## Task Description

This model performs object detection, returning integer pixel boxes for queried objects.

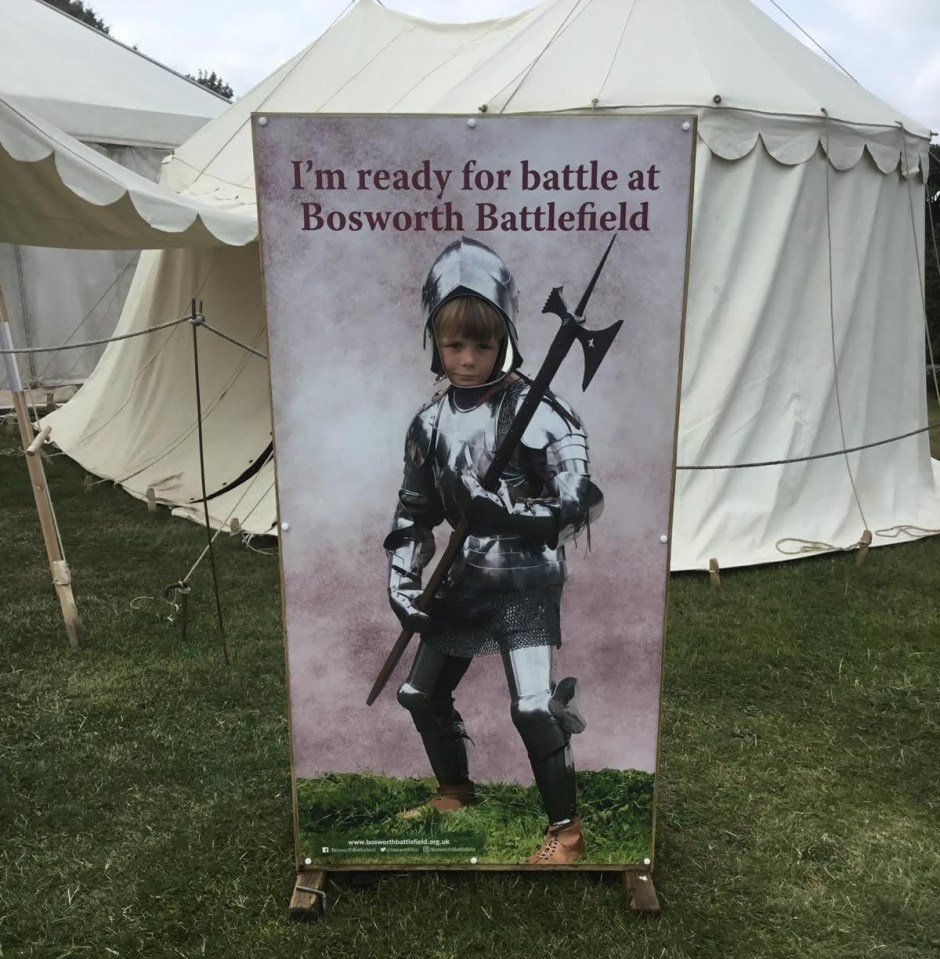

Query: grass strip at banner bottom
[296,769,654,865]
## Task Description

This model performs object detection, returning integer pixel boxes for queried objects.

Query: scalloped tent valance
[696,111,928,176]
[0,98,257,249]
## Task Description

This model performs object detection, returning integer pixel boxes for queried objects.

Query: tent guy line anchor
[775,532,874,557]
[163,581,191,637]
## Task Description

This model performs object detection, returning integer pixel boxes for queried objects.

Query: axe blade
[573,319,623,391]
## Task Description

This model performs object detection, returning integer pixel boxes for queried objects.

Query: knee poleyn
[510,692,556,732]
[397,681,432,715]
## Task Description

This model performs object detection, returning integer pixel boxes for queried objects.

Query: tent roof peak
[161,0,929,205]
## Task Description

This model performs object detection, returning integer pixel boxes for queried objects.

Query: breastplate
[429,389,566,591]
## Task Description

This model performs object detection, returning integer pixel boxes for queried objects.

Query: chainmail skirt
[423,584,563,658]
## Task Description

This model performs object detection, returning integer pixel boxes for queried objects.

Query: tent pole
[189,300,230,667]
[11,246,38,385]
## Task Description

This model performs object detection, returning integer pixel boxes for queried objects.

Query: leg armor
[398,641,472,786]
[503,645,578,826]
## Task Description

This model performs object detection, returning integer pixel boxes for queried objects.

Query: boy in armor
[384,237,604,864]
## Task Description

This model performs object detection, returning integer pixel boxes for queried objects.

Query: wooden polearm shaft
[366,515,471,706]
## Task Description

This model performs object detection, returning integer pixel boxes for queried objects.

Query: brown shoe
[400,783,477,819]
[527,816,586,864]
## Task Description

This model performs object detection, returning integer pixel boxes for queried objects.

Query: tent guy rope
[498,0,587,114]
[674,421,940,470]
[182,466,275,584]
[765,0,858,82]
[200,321,267,359]
[0,314,191,354]
[36,253,141,384]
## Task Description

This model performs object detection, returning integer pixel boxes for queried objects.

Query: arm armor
[384,512,436,593]
[518,396,605,548]
[383,405,444,592]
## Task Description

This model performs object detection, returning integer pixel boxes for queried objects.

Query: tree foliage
[187,70,235,102]
[46,0,109,33]
[46,0,236,104]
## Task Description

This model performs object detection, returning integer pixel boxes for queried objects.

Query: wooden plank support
[289,870,328,922]
[623,869,661,915]
[1,293,83,651]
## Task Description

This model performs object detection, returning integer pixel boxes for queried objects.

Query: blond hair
[433,295,505,343]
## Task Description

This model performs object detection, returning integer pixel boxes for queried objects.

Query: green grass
[296,769,654,866]
[1,426,939,958]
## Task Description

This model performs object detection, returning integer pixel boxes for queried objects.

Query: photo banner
[253,114,694,868]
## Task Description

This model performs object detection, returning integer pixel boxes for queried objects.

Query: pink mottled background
[254,115,693,783]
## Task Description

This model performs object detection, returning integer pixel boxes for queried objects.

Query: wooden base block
[623,870,661,915]
[288,867,660,920]
[289,870,328,922]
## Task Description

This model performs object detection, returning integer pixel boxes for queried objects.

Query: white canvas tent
[43,0,940,570]
[0,0,229,385]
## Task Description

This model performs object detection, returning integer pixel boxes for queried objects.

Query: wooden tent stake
[856,528,873,565]
[0,292,83,651]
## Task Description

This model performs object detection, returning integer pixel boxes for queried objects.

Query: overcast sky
[95,0,940,136]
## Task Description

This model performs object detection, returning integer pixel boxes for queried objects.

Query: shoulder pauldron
[404,395,444,468]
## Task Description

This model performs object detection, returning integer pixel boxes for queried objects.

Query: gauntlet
[460,471,559,547]
[384,522,435,633]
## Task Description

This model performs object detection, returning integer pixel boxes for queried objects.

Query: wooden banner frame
[252,113,696,917]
